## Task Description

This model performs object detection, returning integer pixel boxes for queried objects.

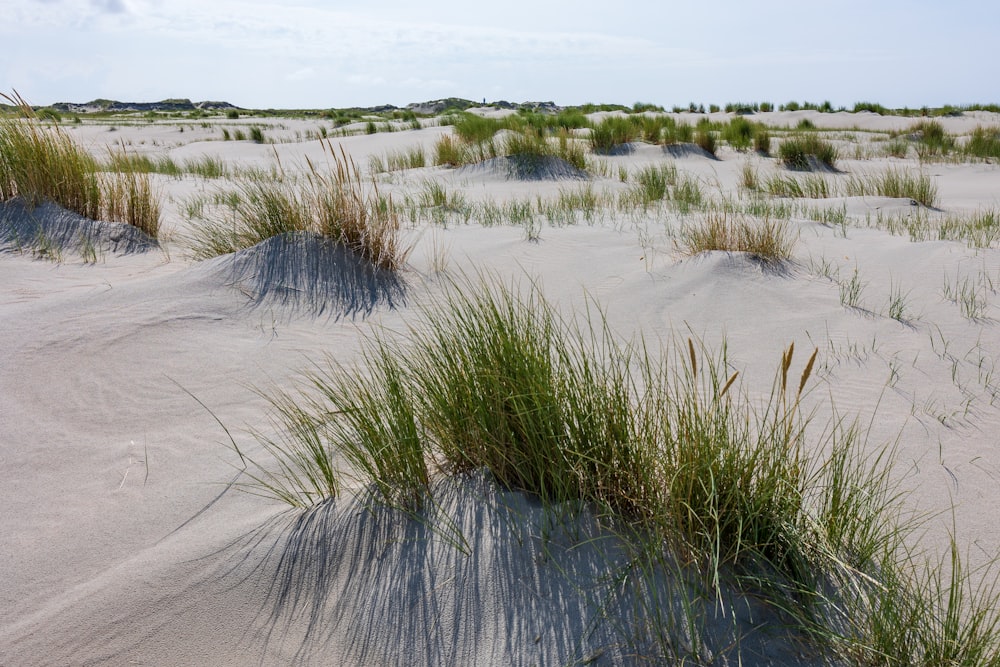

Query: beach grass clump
[370,145,426,174]
[0,91,160,237]
[629,162,678,205]
[679,210,795,262]
[754,125,771,154]
[502,126,587,171]
[589,116,640,153]
[451,112,504,144]
[845,168,938,208]
[765,172,834,199]
[433,134,468,166]
[693,120,717,156]
[964,126,1000,160]
[189,140,407,270]
[909,120,954,159]
[432,115,586,172]
[778,134,838,170]
[105,152,182,178]
[238,273,1000,662]
[721,116,755,151]
[188,169,309,258]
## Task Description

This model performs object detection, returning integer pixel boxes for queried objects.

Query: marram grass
[0,91,160,238]
[233,276,1000,663]
[187,139,409,270]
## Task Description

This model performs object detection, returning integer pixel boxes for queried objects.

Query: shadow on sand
[0,197,159,255]
[206,472,817,666]
[204,232,407,319]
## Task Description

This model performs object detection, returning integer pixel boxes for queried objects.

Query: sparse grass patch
[839,266,867,309]
[765,173,834,199]
[887,279,912,322]
[672,174,704,213]
[845,168,938,208]
[739,162,759,191]
[370,144,426,174]
[679,210,794,262]
[943,271,990,319]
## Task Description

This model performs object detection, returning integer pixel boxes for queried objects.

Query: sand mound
[456,155,588,181]
[0,197,159,255]
[662,143,718,160]
[200,231,407,318]
[227,472,819,666]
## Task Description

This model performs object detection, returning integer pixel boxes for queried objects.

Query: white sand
[2,109,1000,665]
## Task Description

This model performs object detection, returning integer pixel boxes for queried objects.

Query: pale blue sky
[5,0,998,109]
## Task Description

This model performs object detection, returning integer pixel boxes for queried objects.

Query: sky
[4,0,998,110]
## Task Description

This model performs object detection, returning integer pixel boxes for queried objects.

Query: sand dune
[2,108,1000,665]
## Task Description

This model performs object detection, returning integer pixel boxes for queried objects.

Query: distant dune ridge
[2,101,1000,665]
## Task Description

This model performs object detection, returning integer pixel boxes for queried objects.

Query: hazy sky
[5,0,998,109]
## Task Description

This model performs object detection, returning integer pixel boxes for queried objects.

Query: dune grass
[188,140,408,269]
[679,210,795,262]
[433,120,587,172]
[0,91,160,238]
[589,115,640,153]
[234,275,1000,662]
[765,172,834,199]
[909,120,955,159]
[964,126,1000,160]
[778,133,838,171]
[845,167,939,208]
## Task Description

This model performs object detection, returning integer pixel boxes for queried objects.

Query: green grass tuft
[845,168,938,208]
[778,134,837,170]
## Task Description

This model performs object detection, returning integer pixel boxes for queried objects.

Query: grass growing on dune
[432,121,587,172]
[188,139,408,270]
[964,126,1000,160]
[845,167,939,208]
[0,91,160,237]
[778,133,838,171]
[240,276,1000,663]
[679,210,796,262]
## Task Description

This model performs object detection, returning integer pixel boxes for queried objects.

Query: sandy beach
[2,106,1000,665]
